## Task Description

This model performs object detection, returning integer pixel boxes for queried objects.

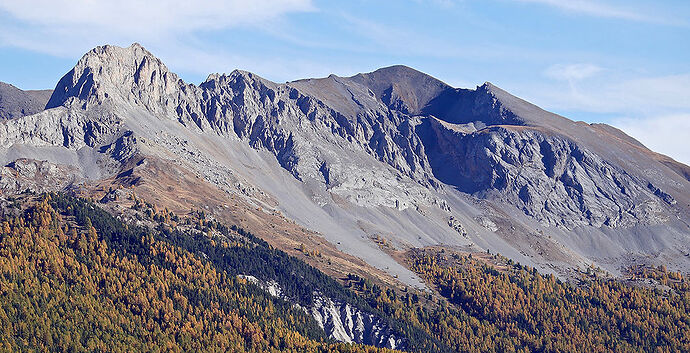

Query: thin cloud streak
[0,0,319,82]
[544,63,603,81]
[335,12,589,64]
[0,0,315,38]
[530,71,690,116]
[0,0,315,57]
[511,0,686,26]
[612,114,690,165]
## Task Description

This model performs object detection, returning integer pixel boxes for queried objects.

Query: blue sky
[1,0,688,164]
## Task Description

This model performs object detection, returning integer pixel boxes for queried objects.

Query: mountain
[1,42,689,288]
[0,81,52,120]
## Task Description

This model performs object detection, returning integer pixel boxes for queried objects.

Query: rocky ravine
[1,43,689,286]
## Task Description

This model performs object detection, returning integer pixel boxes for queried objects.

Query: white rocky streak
[309,295,404,349]
[238,275,404,349]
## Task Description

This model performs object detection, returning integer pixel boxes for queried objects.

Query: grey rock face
[0,82,52,120]
[0,158,81,193]
[0,106,121,150]
[419,121,671,228]
[46,43,185,113]
[238,275,405,349]
[310,295,404,350]
[648,182,676,205]
[1,43,689,282]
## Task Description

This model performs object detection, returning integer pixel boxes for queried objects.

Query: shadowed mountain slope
[0,82,52,120]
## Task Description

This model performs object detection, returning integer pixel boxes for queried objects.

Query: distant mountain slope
[0,82,52,120]
[0,43,688,287]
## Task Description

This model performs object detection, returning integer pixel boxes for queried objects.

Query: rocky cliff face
[1,43,689,283]
[239,274,405,349]
[46,44,185,113]
[310,295,404,349]
[418,121,672,229]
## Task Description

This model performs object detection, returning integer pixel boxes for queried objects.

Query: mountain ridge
[1,43,689,287]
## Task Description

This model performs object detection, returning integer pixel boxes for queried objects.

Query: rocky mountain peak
[201,69,276,91]
[349,65,451,115]
[46,43,182,111]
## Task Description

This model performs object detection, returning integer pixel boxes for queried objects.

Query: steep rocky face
[1,43,689,283]
[46,44,186,114]
[0,82,52,120]
[310,295,404,349]
[418,120,672,228]
[420,84,525,126]
[41,46,429,190]
[238,274,405,349]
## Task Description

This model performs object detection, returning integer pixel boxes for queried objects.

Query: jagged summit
[201,69,279,93]
[45,43,534,129]
[46,43,181,110]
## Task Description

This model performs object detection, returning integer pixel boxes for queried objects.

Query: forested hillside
[406,248,690,352]
[1,193,688,352]
[0,194,397,352]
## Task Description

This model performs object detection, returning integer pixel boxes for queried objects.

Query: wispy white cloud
[335,12,574,64]
[0,0,317,81]
[414,0,457,8]
[0,0,315,61]
[511,0,685,25]
[544,63,603,81]
[536,72,690,115]
[611,114,690,165]
[0,0,314,39]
